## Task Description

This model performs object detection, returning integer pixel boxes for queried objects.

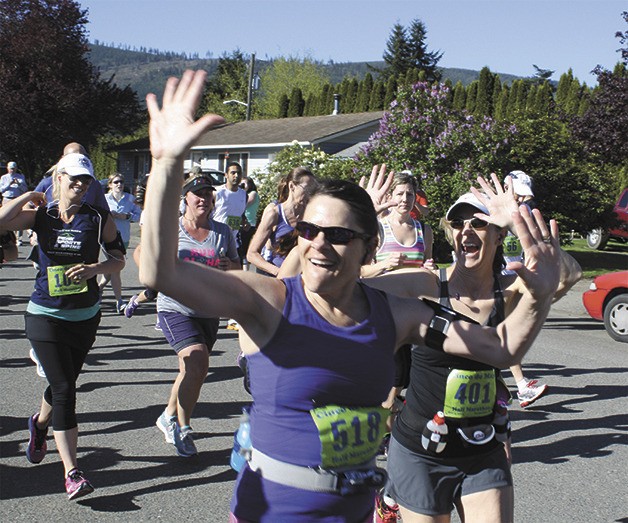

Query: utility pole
[246,53,256,121]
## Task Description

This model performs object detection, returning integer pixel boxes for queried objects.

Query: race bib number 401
[444,369,496,419]
[47,265,88,297]
[310,405,388,469]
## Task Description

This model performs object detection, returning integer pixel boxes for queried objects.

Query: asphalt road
[1,235,626,522]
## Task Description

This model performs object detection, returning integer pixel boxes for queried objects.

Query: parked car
[586,187,628,250]
[582,270,628,343]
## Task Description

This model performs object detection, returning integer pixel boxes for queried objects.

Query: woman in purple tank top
[246,167,317,276]
[140,71,563,522]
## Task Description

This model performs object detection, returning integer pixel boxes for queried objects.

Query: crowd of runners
[0,70,581,522]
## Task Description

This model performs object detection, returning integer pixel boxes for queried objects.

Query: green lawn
[563,238,628,279]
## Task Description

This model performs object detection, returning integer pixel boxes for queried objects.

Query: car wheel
[603,294,628,343]
[586,228,609,250]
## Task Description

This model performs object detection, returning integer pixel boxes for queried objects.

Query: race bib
[226,215,242,230]
[310,405,388,469]
[47,265,88,297]
[444,369,496,419]
[503,236,523,257]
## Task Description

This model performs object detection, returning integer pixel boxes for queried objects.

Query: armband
[421,299,478,351]
[104,231,126,255]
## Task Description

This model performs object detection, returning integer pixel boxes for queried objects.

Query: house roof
[113,111,384,152]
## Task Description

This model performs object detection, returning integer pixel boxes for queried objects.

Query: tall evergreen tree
[491,76,503,115]
[452,81,466,111]
[287,87,305,117]
[555,68,574,108]
[407,19,443,82]
[465,81,478,113]
[494,87,509,120]
[355,73,373,112]
[204,49,249,121]
[383,76,398,107]
[368,80,386,110]
[564,78,582,115]
[381,23,411,79]
[475,67,494,116]
[278,93,289,118]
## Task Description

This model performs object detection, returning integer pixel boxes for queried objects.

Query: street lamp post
[222,53,260,121]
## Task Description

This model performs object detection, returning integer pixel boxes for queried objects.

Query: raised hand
[146,70,225,161]
[507,206,560,301]
[471,174,519,231]
[359,164,397,215]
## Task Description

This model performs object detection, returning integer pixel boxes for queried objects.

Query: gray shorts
[386,435,512,516]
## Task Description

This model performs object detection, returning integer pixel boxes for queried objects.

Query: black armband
[104,231,126,255]
[422,299,478,351]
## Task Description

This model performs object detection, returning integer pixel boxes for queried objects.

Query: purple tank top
[231,275,396,521]
[267,203,293,267]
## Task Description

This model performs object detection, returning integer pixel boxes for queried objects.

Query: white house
[112,111,384,186]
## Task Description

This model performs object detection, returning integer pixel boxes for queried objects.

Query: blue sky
[79,0,625,83]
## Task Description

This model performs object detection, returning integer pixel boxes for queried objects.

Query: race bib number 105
[310,404,388,469]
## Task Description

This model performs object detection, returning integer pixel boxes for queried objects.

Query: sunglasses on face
[112,180,124,185]
[448,217,489,230]
[68,175,93,185]
[295,221,371,245]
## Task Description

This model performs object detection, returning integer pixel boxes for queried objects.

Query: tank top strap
[487,275,505,326]
[438,268,453,308]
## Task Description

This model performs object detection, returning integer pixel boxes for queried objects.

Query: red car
[586,187,628,250]
[582,271,628,342]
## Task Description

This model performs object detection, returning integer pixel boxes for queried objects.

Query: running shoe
[154,318,162,331]
[173,424,198,457]
[517,379,549,408]
[116,299,127,314]
[227,319,240,331]
[125,294,140,318]
[374,489,400,522]
[26,413,48,464]
[65,469,94,500]
[29,348,46,378]
[156,411,176,444]
[377,433,391,457]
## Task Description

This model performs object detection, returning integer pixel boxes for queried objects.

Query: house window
[219,153,249,174]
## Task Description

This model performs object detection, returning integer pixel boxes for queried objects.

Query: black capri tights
[25,311,100,431]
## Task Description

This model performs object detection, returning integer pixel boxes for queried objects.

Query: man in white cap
[502,170,549,408]
[0,161,29,244]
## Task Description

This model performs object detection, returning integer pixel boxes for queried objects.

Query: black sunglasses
[112,179,124,184]
[449,217,489,230]
[68,175,93,185]
[295,221,372,245]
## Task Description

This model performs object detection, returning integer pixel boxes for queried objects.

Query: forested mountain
[88,43,524,104]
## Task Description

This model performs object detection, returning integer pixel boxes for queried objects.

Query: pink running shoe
[26,413,48,464]
[65,469,94,500]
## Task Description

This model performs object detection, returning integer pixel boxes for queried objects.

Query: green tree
[564,78,582,115]
[475,67,494,116]
[287,87,305,117]
[278,94,289,118]
[555,68,574,109]
[381,23,411,79]
[383,76,398,107]
[407,19,443,82]
[0,0,141,180]
[368,80,386,110]
[494,87,509,120]
[452,81,466,111]
[465,81,478,113]
[255,57,329,118]
[203,50,249,121]
[355,73,373,112]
